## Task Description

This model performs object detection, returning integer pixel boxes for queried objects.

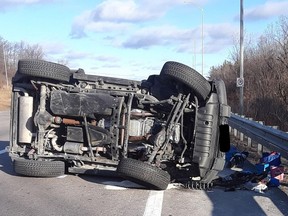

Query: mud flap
[193,93,221,180]
[219,124,230,152]
[200,155,226,183]
[192,89,228,183]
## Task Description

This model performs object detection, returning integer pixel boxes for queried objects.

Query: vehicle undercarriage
[9,59,231,190]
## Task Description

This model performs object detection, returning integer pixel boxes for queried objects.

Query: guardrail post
[239,115,244,141]
[233,128,238,137]
[228,113,288,159]
[233,113,238,138]
[239,132,244,141]
[257,121,264,155]
[247,137,252,148]
[247,118,253,147]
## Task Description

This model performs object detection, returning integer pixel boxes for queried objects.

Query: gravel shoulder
[0,86,11,111]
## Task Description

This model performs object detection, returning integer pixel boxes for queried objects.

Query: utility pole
[238,0,244,115]
[2,43,8,87]
[201,8,204,76]
[184,1,204,75]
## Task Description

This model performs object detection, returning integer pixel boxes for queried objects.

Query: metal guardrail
[228,113,288,159]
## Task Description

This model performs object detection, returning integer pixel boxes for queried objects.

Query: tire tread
[18,59,71,82]
[160,61,211,100]
[14,159,65,177]
[117,158,170,190]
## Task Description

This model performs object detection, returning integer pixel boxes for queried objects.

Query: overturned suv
[9,59,231,190]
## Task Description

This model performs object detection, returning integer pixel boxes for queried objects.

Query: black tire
[160,61,211,101]
[13,159,65,177]
[117,158,170,190]
[18,59,71,82]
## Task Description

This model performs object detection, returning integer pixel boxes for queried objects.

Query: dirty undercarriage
[9,59,231,190]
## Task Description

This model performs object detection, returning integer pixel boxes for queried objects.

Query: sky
[1,0,288,80]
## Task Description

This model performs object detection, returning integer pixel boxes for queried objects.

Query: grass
[0,86,11,111]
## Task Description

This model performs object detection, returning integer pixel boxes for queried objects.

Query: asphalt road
[0,110,287,216]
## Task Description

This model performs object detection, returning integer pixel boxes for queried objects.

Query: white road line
[0,149,7,155]
[104,180,145,190]
[56,175,67,179]
[143,190,164,216]
[105,185,127,190]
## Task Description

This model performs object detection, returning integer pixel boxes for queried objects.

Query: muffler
[18,96,33,143]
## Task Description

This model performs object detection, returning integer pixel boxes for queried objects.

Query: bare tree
[0,37,9,86]
[209,16,288,130]
[0,38,45,84]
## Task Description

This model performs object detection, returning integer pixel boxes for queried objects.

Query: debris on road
[213,150,285,194]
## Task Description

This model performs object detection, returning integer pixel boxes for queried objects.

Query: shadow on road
[206,186,288,215]
[78,174,147,190]
[77,158,288,215]
[0,140,16,176]
[0,140,9,149]
[206,160,288,215]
